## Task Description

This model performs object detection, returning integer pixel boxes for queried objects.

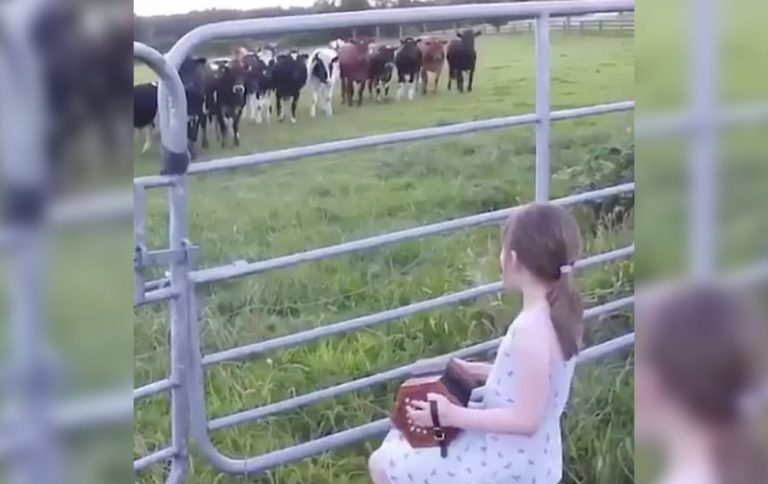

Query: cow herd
[134,29,482,158]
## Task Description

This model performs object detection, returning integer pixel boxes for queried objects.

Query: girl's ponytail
[547,264,584,360]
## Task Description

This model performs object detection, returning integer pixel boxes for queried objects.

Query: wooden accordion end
[389,358,484,454]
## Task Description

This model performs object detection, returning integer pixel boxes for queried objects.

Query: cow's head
[179,56,209,94]
[399,36,422,55]
[456,29,482,48]
[221,62,247,100]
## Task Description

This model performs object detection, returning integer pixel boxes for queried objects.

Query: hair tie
[559,264,573,276]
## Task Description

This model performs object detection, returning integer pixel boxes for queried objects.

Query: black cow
[179,56,212,153]
[367,44,397,102]
[271,52,309,124]
[447,29,481,93]
[394,37,422,101]
[209,61,248,147]
[133,82,158,154]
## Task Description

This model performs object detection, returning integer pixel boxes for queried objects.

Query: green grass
[134,32,634,484]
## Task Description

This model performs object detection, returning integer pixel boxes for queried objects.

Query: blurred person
[369,203,583,484]
[636,282,768,484]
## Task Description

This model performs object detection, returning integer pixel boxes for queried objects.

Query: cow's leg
[217,113,227,148]
[356,81,364,107]
[276,96,285,122]
[468,67,475,93]
[457,70,465,93]
[324,86,333,116]
[396,72,405,101]
[265,94,272,123]
[407,74,416,101]
[421,70,428,95]
[447,68,453,91]
[233,111,241,147]
[140,125,153,154]
[310,88,318,118]
[200,112,209,149]
[290,93,299,123]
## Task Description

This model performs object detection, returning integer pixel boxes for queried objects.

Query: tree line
[134,0,530,55]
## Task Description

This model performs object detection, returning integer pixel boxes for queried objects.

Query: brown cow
[417,36,447,95]
[338,38,374,107]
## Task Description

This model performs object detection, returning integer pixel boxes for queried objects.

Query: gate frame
[133,0,640,479]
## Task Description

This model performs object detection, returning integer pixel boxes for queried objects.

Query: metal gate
[132,1,636,480]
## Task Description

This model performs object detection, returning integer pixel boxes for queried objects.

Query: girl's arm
[454,358,493,380]
[411,323,551,436]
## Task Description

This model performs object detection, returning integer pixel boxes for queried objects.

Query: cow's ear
[196,57,208,66]
[415,38,423,43]
[474,30,482,37]
[456,31,463,39]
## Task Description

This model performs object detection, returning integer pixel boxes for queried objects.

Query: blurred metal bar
[688,0,718,277]
[207,296,634,432]
[635,102,768,138]
[203,246,634,367]
[534,13,551,201]
[192,183,634,285]
[0,1,63,482]
[135,101,633,186]
[134,447,176,473]
[134,379,175,402]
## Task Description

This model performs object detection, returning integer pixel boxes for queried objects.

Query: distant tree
[339,0,372,11]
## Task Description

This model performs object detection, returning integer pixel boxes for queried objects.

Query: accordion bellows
[390,358,484,449]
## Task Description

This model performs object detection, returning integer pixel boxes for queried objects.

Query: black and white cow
[133,82,158,154]
[132,56,210,156]
[306,47,339,117]
[367,44,397,102]
[210,60,248,147]
[271,51,309,124]
[394,37,422,101]
[245,45,277,124]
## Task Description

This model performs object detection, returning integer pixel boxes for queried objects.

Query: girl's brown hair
[502,203,583,359]
[640,283,768,484]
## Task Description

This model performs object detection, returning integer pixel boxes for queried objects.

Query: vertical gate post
[534,13,551,202]
[688,0,718,277]
[166,178,191,484]
[134,42,192,483]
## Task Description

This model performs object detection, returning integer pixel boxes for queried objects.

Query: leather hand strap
[430,400,448,458]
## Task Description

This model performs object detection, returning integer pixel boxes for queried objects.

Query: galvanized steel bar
[133,42,189,170]
[535,13,551,201]
[203,246,634,367]
[164,0,634,72]
[207,297,634,432]
[136,287,177,307]
[135,101,633,187]
[192,183,634,285]
[134,447,176,473]
[134,379,175,402]
[688,0,718,277]
[134,185,147,305]
[167,179,191,483]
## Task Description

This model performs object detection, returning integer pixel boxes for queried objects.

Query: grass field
[134,31,634,484]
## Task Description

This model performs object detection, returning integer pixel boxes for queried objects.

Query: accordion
[389,357,484,458]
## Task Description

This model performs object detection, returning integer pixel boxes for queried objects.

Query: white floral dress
[373,323,576,484]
